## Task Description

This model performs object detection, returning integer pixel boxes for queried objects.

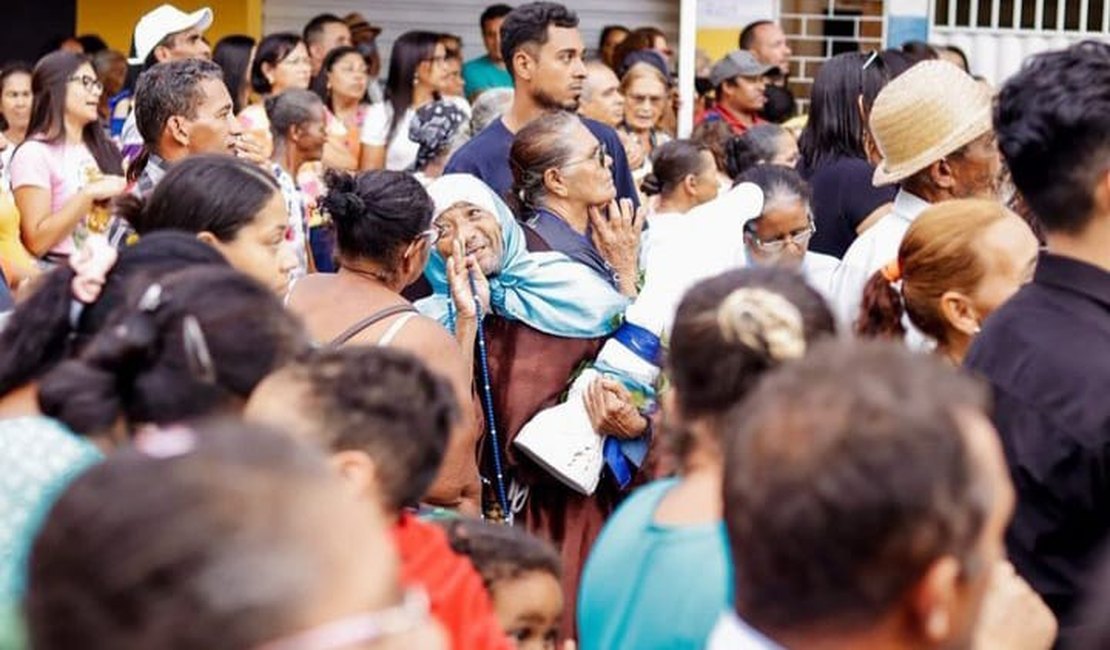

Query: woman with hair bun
[578,267,836,650]
[286,169,481,515]
[640,139,719,261]
[509,111,643,299]
[856,198,1038,363]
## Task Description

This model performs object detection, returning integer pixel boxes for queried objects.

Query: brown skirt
[480,315,626,640]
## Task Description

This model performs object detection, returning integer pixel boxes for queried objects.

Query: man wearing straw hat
[831,60,1001,330]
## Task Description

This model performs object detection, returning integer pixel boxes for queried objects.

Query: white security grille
[931,0,1110,85]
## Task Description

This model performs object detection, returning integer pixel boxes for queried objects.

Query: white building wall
[263,0,680,68]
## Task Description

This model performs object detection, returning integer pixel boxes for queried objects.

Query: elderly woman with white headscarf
[418,173,635,641]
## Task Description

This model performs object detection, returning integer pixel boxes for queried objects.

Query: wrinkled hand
[973,561,1056,650]
[590,198,644,294]
[233,133,269,166]
[82,175,127,201]
[584,377,648,440]
[446,238,491,321]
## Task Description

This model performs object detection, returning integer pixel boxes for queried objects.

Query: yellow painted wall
[696,27,740,62]
[76,0,261,54]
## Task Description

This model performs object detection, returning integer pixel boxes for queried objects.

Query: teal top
[0,416,102,601]
[461,55,512,99]
[577,478,733,650]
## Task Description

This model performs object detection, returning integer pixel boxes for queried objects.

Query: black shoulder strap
[328,304,417,347]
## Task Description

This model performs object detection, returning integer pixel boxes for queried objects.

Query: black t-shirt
[800,154,897,259]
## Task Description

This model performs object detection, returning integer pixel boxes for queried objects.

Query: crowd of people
[1,2,1110,650]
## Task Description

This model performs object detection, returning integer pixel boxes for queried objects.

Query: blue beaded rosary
[452,272,512,524]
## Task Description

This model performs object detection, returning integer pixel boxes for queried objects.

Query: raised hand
[446,238,490,321]
[589,198,644,297]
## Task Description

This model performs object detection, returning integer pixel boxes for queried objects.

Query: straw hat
[869,61,993,186]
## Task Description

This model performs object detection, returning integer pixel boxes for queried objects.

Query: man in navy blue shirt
[446,1,638,207]
[965,41,1110,643]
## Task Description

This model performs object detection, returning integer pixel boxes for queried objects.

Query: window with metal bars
[933,0,1110,32]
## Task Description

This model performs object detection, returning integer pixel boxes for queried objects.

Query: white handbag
[513,337,663,495]
[513,368,606,495]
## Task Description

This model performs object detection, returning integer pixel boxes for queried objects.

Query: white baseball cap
[131,4,214,64]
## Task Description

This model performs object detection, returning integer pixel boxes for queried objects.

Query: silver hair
[470,88,514,134]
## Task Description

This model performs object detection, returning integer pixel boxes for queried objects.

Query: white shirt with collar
[829,188,932,330]
[706,611,784,650]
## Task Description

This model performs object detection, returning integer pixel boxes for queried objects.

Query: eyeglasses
[746,219,816,255]
[255,589,431,650]
[563,141,610,169]
[416,226,442,247]
[68,74,103,93]
[280,56,311,67]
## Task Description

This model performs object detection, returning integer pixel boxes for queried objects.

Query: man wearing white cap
[120,4,215,163]
[831,60,1001,331]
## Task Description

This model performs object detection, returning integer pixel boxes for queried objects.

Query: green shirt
[462,55,512,99]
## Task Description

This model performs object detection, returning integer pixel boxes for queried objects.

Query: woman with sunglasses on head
[9,52,125,261]
[359,31,470,172]
[286,169,482,515]
[796,50,913,258]
[509,111,644,299]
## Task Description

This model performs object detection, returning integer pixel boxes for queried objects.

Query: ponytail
[856,262,907,339]
[126,146,152,184]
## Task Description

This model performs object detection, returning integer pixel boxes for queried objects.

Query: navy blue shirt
[525,208,618,289]
[965,252,1110,638]
[0,267,12,312]
[799,154,897,259]
[445,115,640,209]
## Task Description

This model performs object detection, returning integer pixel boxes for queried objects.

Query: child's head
[441,518,563,649]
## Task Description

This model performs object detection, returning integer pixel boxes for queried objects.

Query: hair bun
[716,288,806,362]
[321,171,366,224]
[641,172,662,196]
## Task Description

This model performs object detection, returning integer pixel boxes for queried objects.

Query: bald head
[580,60,624,127]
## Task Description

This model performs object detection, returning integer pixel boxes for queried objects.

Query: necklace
[341,265,394,288]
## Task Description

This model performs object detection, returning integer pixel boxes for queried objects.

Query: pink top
[9,139,100,257]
